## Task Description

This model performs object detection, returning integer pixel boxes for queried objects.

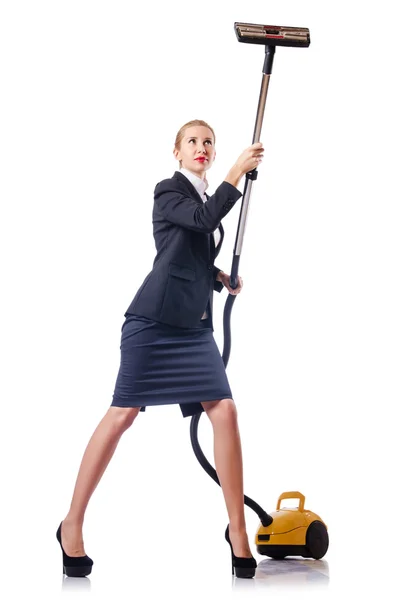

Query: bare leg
[60,406,141,557]
[201,398,253,558]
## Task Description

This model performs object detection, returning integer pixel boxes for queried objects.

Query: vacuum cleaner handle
[276,491,306,512]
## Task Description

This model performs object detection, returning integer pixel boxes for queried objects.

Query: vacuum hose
[190,175,273,528]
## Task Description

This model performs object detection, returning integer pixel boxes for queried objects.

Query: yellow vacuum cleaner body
[256,492,329,559]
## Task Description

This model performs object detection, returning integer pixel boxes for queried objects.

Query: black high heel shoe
[225,524,257,578]
[56,521,94,577]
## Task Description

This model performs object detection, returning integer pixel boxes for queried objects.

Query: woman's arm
[154,176,243,233]
[224,165,244,189]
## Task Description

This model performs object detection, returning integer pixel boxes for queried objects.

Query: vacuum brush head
[234,22,310,48]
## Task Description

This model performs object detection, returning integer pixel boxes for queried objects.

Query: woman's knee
[108,406,141,431]
[202,398,237,423]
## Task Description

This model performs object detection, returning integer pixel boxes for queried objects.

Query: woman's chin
[193,162,210,171]
[180,161,211,174]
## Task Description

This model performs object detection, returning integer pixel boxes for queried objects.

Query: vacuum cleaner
[190,22,329,561]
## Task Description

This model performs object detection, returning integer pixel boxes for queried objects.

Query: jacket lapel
[173,171,224,259]
[174,171,203,204]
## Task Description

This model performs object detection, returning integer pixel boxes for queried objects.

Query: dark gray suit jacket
[124,170,243,330]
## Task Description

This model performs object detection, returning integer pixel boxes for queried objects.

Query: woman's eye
[188,139,212,144]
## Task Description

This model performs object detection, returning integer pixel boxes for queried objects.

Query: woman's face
[174,125,216,179]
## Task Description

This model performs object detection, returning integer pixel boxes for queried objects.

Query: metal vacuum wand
[232,44,274,265]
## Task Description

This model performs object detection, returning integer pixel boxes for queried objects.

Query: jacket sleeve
[213,265,224,293]
[154,179,242,233]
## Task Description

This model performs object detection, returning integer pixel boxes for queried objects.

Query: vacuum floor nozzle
[234,22,310,48]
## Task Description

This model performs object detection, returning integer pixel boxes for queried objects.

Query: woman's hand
[224,142,264,188]
[217,271,244,294]
[235,142,264,175]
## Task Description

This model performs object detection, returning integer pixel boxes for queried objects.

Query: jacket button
[207,264,212,270]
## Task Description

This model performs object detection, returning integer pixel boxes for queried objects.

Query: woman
[56,119,264,578]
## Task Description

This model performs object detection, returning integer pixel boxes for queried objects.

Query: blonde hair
[174,119,216,168]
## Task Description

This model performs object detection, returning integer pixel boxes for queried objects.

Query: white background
[1,0,396,598]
